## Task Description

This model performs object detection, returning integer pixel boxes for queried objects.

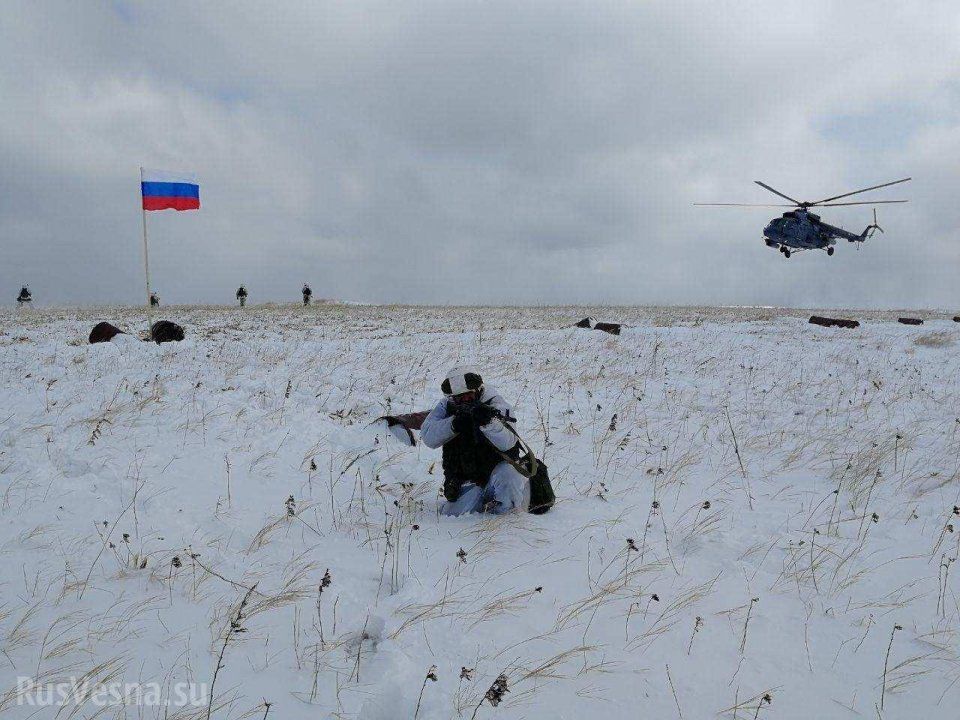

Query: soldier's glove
[472,402,497,426]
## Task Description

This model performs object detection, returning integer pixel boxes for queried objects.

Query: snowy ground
[1,304,959,719]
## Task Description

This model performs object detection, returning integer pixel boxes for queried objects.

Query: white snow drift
[0,305,958,719]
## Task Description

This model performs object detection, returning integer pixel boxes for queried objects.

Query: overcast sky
[2,1,958,307]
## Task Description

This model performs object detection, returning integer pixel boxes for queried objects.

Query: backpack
[491,422,555,514]
[526,458,555,514]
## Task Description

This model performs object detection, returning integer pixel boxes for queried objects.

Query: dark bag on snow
[492,422,555,514]
[150,320,185,344]
[526,458,555,514]
[89,321,125,344]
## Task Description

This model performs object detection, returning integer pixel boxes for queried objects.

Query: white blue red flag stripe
[141,169,200,211]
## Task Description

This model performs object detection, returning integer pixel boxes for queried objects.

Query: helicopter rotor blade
[693,203,794,207]
[809,177,911,205]
[754,181,803,205]
[816,200,908,207]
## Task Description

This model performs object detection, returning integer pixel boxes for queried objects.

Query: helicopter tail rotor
[862,208,884,239]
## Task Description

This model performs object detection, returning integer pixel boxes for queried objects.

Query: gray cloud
[1,1,958,307]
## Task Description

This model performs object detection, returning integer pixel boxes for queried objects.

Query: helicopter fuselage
[763,208,865,252]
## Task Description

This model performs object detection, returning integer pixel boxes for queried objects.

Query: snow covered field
[1,304,959,719]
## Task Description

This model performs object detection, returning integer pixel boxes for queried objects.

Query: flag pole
[140,166,152,306]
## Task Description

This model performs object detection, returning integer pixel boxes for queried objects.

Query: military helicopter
[696,177,910,257]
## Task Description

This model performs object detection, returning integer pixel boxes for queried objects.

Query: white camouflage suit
[420,386,531,515]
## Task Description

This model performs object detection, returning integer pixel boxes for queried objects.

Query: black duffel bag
[491,420,555,515]
[527,457,555,514]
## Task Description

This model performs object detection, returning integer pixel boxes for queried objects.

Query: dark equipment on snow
[696,178,910,257]
[954,316,960,323]
[17,286,32,304]
[150,320,185,344]
[594,322,621,336]
[89,322,126,344]
[374,405,555,514]
[574,317,621,335]
[527,459,555,514]
[809,315,859,329]
[490,417,554,514]
[898,317,923,325]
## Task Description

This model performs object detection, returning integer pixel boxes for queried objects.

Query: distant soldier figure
[149,292,160,307]
[16,285,32,305]
[302,283,313,306]
[236,285,248,307]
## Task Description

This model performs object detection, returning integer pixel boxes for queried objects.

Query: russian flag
[141,169,200,211]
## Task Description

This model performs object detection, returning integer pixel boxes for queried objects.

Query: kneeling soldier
[421,367,529,515]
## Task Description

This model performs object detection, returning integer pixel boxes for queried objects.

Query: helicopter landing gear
[827,246,834,256]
